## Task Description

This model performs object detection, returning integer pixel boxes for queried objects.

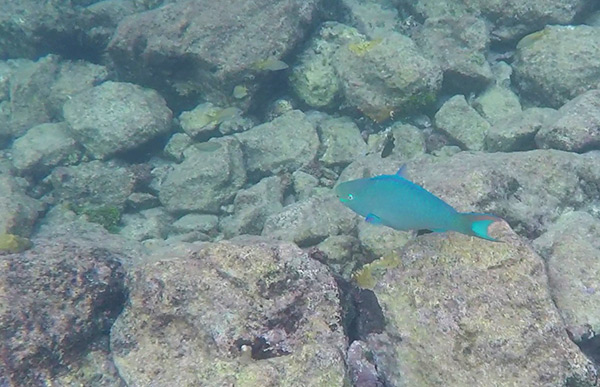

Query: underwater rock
[317,116,367,167]
[159,137,246,213]
[535,88,600,152]
[412,15,493,94]
[334,32,441,122]
[110,238,347,386]
[220,176,285,238]
[0,234,128,386]
[63,81,172,160]
[262,192,357,247]
[472,84,522,126]
[338,0,399,39]
[434,95,490,151]
[513,25,600,108]
[485,107,557,152]
[533,211,600,347]
[0,173,42,237]
[119,207,174,242]
[235,110,319,177]
[289,22,362,109]
[397,0,590,41]
[50,160,137,212]
[10,122,81,175]
[367,228,597,386]
[108,0,323,109]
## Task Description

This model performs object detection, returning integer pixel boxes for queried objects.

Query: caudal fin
[458,212,503,241]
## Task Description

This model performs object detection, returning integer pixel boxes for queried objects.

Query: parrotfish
[335,166,503,241]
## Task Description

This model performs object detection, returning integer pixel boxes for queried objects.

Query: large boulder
[158,137,246,214]
[367,227,597,385]
[108,0,323,108]
[63,81,172,160]
[513,25,600,108]
[110,239,347,386]
[0,232,128,385]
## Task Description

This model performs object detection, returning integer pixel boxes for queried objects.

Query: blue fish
[335,166,502,241]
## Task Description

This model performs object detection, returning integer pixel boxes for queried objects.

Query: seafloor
[1,0,600,386]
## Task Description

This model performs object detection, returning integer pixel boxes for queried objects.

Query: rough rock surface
[50,160,138,211]
[0,174,42,237]
[367,227,597,386]
[334,32,442,122]
[159,137,246,213]
[0,233,128,386]
[434,95,490,151]
[262,192,357,247]
[535,88,600,152]
[513,25,600,108]
[10,122,81,175]
[63,81,172,160]
[412,15,493,93]
[220,176,285,238]
[110,239,347,386]
[235,110,319,177]
[485,107,557,152]
[397,0,591,41]
[108,0,323,108]
[533,211,600,345]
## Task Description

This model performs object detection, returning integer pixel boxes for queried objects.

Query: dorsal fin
[396,165,408,178]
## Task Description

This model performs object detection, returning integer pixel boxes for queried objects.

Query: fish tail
[458,212,503,241]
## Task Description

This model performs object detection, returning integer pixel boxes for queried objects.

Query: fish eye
[347,194,354,200]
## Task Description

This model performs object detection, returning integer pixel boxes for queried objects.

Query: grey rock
[63,81,173,160]
[220,176,285,238]
[338,0,399,39]
[235,110,319,176]
[513,25,600,108]
[317,116,367,167]
[0,234,127,386]
[49,160,137,210]
[358,220,412,260]
[346,340,383,387]
[10,122,81,175]
[178,102,222,139]
[399,0,590,41]
[413,15,493,93]
[0,56,109,143]
[0,1,79,58]
[434,95,490,150]
[368,228,597,386]
[535,89,600,152]
[315,234,363,279]
[533,211,600,343]
[170,214,219,235]
[0,174,42,237]
[163,132,192,162]
[48,60,109,119]
[388,123,426,159]
[262,192,357,247]
[289,22,362,109]
[1,55,59,140]
[119,207,173,241]
[125,192,160,211]
[334,32,442,122]
[159,137,246,213]
[291,170,320,201]
[485,107,557,152]
[472,84,522,126]
[110,239,347,386]
[108,0,323,109]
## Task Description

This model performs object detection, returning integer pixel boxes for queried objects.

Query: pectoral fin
[365,213,382,225]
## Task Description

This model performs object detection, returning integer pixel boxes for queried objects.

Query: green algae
[0,233,32,254]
